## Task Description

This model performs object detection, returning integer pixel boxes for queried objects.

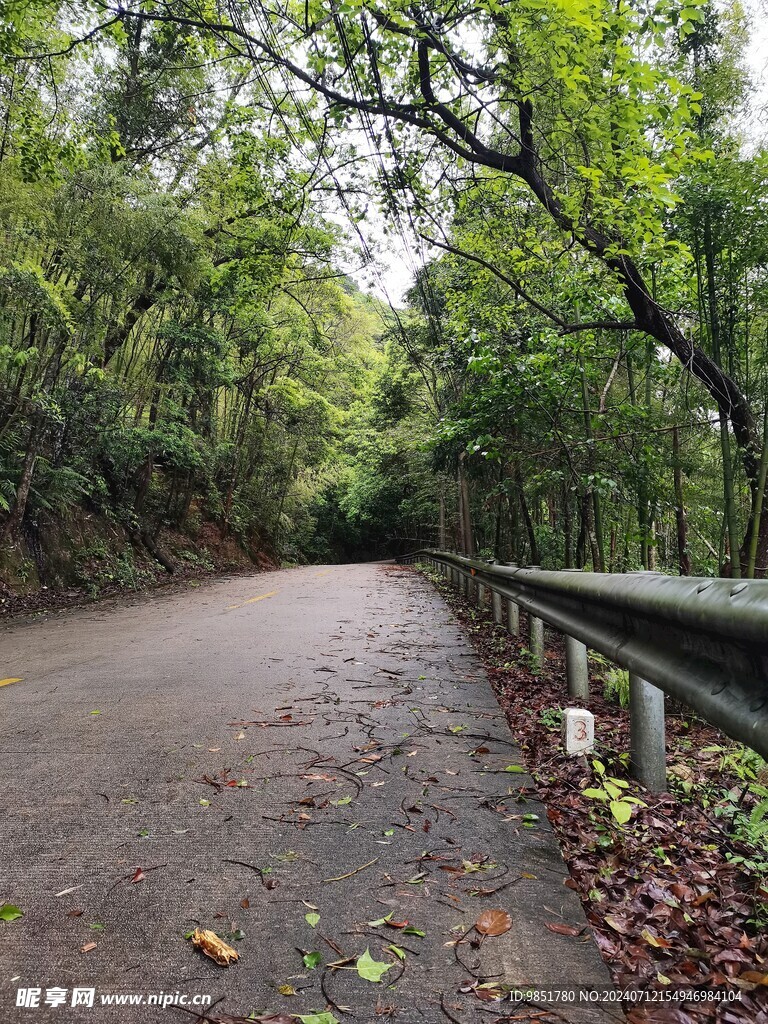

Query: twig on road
[322,857,379,883]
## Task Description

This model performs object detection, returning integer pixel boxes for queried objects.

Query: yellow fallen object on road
[191,928,240,966]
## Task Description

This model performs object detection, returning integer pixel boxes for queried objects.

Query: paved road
[1,563,620,1022]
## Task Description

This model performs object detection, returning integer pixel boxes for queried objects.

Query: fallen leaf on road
[241,898,250,909]
[278,984,297,996]
[545,922,583,937]
[305,912,320,928]
[356,947,392,982]
[131,868,145,883]
[0,904,23,922]
[368,912,393,927]
[474,909,512,936]
[460,980,509,1002]
[191,928,240,966]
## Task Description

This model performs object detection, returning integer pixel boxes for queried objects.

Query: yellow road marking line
[0,677,22,688]
[227,590,278,611]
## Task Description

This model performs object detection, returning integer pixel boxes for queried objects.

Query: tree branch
[558,320,639,336]
[420,233,569,328]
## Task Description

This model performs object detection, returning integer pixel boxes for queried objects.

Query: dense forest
[1,0,767,600]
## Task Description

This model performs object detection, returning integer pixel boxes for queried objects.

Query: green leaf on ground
[0,905,23,922]
[331,795,352,806]
[356,947,392,982]
[368,912,393,927]
[297,1014,340,1024]
[504,765,525,773]
[610,800,632,825]
[388,944,406,960]
[303,951,322,969]
[305,912,320,928]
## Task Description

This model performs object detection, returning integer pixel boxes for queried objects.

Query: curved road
[0,562,619,1022]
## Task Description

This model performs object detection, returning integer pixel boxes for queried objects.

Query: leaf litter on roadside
[442,578,768,1021]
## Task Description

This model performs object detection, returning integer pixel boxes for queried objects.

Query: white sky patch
[744,0,768,139]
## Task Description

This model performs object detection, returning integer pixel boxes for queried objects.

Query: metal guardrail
[398,549,768,790]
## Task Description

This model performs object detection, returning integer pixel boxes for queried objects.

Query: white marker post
[562,708,594,756]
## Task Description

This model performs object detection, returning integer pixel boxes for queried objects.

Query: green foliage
[603,667,631,708]
[583,760,647,827]
[0,23,396,567]
[1,0,767,588]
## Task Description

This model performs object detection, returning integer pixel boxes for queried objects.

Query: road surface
[0,562,620,1022]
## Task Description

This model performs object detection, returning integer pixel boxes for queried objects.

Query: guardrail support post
[629,673,667,792]
[477,581,485,607]
[565,635,589,699]
[506,599,519,636]
[492,589,503,624]
[529,614,544,673]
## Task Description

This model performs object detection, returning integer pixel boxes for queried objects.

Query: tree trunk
[514,468,539,564]
[672,425,691,576]
[458,451,474,555]
[2,422,40,540]
[743,408,768,578]
[579,356,605,571]
[562,479,573,569]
